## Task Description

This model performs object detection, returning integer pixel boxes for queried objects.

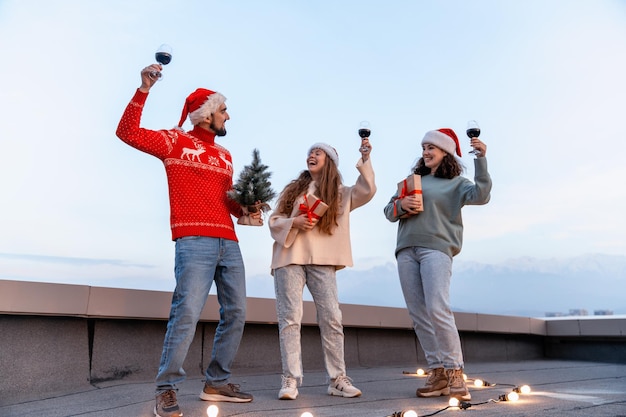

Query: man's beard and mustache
[210,120,227,137]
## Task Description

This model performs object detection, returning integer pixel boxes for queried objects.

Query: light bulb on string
[206,404,219,417]
[416,368,425,376]
[473,378,494,387]
[498,391,520,402]
[388,410,418,417]
[513,384,531,394]
[300,412,314,417]
[448,398,473,410]
[507,391,520,401]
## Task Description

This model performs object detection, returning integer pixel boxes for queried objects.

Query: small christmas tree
[228,149,276,221]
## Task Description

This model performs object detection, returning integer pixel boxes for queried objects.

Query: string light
[514,385,531,394]
[402,368,427,376]
[448,398,473,410]
[472,378,495,387]
[206,404,219,417]
[300,412,314,417]
[388,410,418,417]
[498,391,520,402]
[393,371,531,416]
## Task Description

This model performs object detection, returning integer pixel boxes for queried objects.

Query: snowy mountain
[246,253,626,318]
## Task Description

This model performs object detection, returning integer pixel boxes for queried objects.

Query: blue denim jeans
[155,236,247,391]
[396,247,464,370]
[274,265,346,383]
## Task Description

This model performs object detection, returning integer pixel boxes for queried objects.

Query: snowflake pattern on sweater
[116,89,243,241]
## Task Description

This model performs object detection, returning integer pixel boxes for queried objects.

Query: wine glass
[358,120,371,151]
[358,120,371,138]
[149,44,173,81]
[466,120,481,155]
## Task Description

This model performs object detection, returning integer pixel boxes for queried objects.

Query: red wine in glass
[149,44,173,81]
[358,120,371,138]
[466,120,481,155]
[358,121,371,151]
[358,128,370,138]
[156,51,172,65]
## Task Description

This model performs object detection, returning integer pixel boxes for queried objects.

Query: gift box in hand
[297,192,328,221]
[396,174,423,218]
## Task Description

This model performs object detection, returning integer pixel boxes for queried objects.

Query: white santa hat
[421,128,462,157]
[308,143,339,167]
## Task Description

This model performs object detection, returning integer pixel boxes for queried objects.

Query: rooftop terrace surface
[3,359,625,417]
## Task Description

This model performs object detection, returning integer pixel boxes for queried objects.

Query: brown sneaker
[416,367,449,397]
[199,383,253,403]
[447,369,471,400]
[154,389,182,417]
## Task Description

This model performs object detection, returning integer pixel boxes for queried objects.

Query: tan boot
[416,367,450,397]
[447,368,471,400]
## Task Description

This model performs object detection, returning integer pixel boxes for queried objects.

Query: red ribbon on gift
[299,194,323,222]
[394,179,423,217]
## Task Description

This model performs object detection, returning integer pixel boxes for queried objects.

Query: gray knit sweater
[384,157,492,258]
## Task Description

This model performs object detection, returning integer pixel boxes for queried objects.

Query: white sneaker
[327,375,362,398]
[278,375,298,400]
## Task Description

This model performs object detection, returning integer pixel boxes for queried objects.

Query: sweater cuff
[474,156,489,174]
[132,88,149,105]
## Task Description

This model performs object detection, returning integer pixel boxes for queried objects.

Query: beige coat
[269,158,376,272]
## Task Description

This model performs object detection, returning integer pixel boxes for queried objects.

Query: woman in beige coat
[269,140,376,400]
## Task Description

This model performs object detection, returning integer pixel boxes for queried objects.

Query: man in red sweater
[116,63,259,417]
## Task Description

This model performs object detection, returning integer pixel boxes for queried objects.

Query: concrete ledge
[0,279,548,335]
[454,312,546,336]
[0,280,90,316]
[545,316,626,337]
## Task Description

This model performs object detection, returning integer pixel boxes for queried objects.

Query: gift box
[298,192,328,221]
[396,174,423,218]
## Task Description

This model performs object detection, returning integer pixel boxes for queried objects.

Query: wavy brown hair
[412,153,462,179]
[276,158,342,235]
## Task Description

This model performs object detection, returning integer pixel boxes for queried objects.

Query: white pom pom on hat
[421,128,462,157]
[308,142,339,167]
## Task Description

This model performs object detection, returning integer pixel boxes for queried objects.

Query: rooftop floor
[3,359,625,417]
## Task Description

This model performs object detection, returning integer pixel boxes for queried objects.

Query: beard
[210,120,227,137]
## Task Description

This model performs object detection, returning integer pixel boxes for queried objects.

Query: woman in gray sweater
[384,128,491,401]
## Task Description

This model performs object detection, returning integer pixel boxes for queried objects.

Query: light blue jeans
[155,236,247,391]
[274,264,346,383]
[396,247,464,370]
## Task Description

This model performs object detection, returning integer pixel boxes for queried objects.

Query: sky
[1,0,626,307]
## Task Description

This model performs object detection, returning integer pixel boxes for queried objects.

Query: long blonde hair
[276,157,342,235]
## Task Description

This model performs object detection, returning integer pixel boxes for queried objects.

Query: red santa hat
[308,142,339,167]
[421,128,462,157]
[178,88,226,127]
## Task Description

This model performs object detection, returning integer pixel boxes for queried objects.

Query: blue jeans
[155,236,247,391]
[274,265,346,383]
[396,247,464,370]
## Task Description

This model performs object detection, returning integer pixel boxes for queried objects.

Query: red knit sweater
[116,89,243,241]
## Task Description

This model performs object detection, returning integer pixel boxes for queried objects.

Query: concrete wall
[2,279,625,405]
